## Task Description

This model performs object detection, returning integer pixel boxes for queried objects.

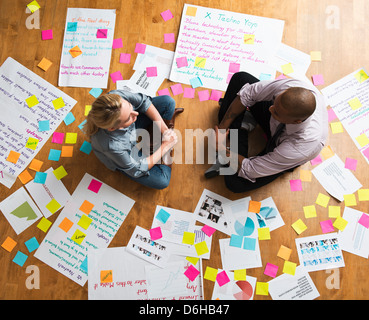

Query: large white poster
[169,4,285,91]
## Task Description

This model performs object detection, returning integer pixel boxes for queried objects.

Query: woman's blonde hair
[84,94,122,139]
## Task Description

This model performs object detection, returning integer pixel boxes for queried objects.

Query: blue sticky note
[64,112,76,126]
[25,237,39,253]
[190,76,203,88]
[243,237,256,251]
[229,234,243,248]
[34,171,47,184]
[78,119,87,132]
[80,256,88,273]
[89,88,103,98]
[80,141,92,154]
[259,73,272,81]
[156,209,171,224]
[12,251,28,267]
[67,22,78,32]
[38,120,50,132]
[48,149,61,161]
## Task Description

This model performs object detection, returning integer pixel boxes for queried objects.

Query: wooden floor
[1,0,369,300]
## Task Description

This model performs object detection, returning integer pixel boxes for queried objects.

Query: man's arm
[218,96,246,130]
[144,104,168,133]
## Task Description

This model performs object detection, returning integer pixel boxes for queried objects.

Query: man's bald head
[280,87,316,121]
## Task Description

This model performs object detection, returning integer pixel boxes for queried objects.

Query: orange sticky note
[248,200,261,213]
[18,170,33,184]
[61,146,73,157]
[29,159,43,171]
[186,6,197,17]
[69,45,82,58]
[277,245,292,260]
[1,236,17,252]
[37,58,52,71]
[100,270,113,283]
[6,150,21,164]
[79,200,94,214]
[58,217,73,233]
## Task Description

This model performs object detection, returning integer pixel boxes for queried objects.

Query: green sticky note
[78,214,93,230]
[37,217,52,232]
[45,199,61,214]
[10,201,38,221]
[71,229,86,244]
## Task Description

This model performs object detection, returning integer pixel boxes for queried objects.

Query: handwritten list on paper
[58,8,116,88]
[169,4,285,91]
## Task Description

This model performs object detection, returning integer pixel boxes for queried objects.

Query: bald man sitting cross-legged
[206,72,328,193]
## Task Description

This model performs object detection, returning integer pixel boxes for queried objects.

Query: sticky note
[358,213,369,229]
[194,57,206,68]
[259,73,272,80]
[358,189,369,201]
[38,120,50,132]
[170,83,183,95]
[281,63,294,75]
[67,22,78,32]
[344,194,357,207]
[264,263,278,278]
[80,257,88,273]
[230,234,243,248]
[27,1,40,13]
[25,95,39,108]
[149,227,162,240]
[100,270,113,283]
[258,227,271,240]
[53,165,67,180]
[256,282,269,296]
[248,200,261,213]
[229,63,240,73]
[356,133,369,147]
[18,170,33,184]
[34,171,47,184]
[210,90,223,102]
[198,90,210,102]
[96,29,108,38]
[71,229,86,244]
[300,169,312,182]
[320,220,334,233]
[89,88,103,98]
[29,159,43,171]
[348,97,362,110]
[292,219,307,235]
[303,205,317,218]
[202,225,216,237]
[312,74,324,86]
[330,121,343,134]
[119,53,131,64]
[321,146,335,160]
[354,69,369,83]
[160,9,174,21]
[37,217,52,232]
[164,33,175,43]
[204,267,218,282]
[25,237,39,253]
[183,87,195,99]
[38,58,52,71]
[52,97,65,110]
[52,132,64,144]
[1,236,17,252]
[41,29,53,40]
[176,57,188,68]
[244,34,255,44]
[345,157,357,171]
[134,43,146,54]
[59,217,73,233]
[290,179,303,191]
[186,257,199,265]
[79,200,94,214]
[80,140,92,154]
[46,198,61,214]
[194,241,209,256]
[48,149,61,161]
[88,179,102,193]
[190,76,203,88]
[182,231,195,245]
[328,206,341,218]
[156,208,170,223]
[283,261,297,275]
[184,265,200,281]
[234,269,246,281]
[146,66,158,77]
[186,6,197,17]
[64,112,75,126]
[243,237,256,251]
[277,245,292,260]
[78,214,93,230]
[316,193,330,208]
[310,154,323,166]
[333,216,348,231]
[61,146,73,157]
[6,150,21,164]
[327,108,338,122]
[12,251,28,267]
[84,105,91,116]
[112,38,123,49]
[69,45,82,58]
[65,132,77,144]
[310,51,322,61]
[110,71,123,83]
[157,88,171,96]
[216,270,230,287]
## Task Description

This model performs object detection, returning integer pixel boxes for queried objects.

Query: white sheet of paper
[311,154,362,201]
[259,197,285,232]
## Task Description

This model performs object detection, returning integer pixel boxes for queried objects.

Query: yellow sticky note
[6,150,21,164]
[277,245,292,260]
[292,219,307,235]
[186,257,199,265]
[46,199,61,214]
[316,193,330,208]
[182,231,195,245]
[65,132,77,144]
[258,227,270,240]
[186,6,197,17]
[69,45,82,58]
[61,146,73,157]
[100,270,113,283]
[27,0,40,13]
[194,241,209,256]
[29,158,43,171]
[85,105,92,116]
[358,189,369,201]
[303,205,317,218]
[71,229,86,244]
[18,170,33,184]
[300,169,312,182]
[356,133,369,148]
[244,34,255,44]
[344,194,357,207]
[53,165,68,180]
[320,145,335,160]
[333,216,348,231]
[204,267,218,282]
[348,97,362,110]
[328,206,341,218]
[52,97,65,110]
[330,122,343,134]
[37,217,52,233]
[38,58,52,71]
[25,95,39,108]
[354,69,369,83]
[281,63,294,75]
[283,261,297,275]
[234,269,246,281]
[1,236,17,252]
[255,282,269,296]
[194,57,206,68]
[310,51,322,61]
[25,137,39,150]
[78,214,93,230]
[249,200,261,213]
[79,200,94,215]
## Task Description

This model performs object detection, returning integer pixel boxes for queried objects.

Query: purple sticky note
[170,83,183,96]
[164,33,175,43]
[112,38,123,49]
[264,263,278,278]
[320,220,334,233]
[184,265,200,282]
[210,90,223,101]
[183,87,195,99]
[358,213,369,229]
[289,179,303,192]
[157,88,171,96]
[216,270,230,287]
[149,227,162,240]
[88,179,103,193]
[146,66,158,77]
[310,154,323,166]
[229,63,240,73]
[161,9,174,22]
[176,57,188,68]
[119,53,131,64]
[41,29,53,40]
[52,132,65,144]
[202,225,216,237]
[134,43,146,54]
[110,71,123,83]
[312,74,324,86]
[198,90,210,101]
[97,29,108,38]
[345,157,358,171]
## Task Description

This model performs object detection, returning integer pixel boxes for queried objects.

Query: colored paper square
[52,132,64,144]
[277,245,292,260]
[71,229,86,244]
[186,257,199,265]
[194,241,209,256]
[333,216,348,231]
[204,267,218,282]
[256,282,269,296]
[216,270,230,287]
[65,132,77,144]
[229,63,240,73]
[210,90,223,102]
[310,154,323,166]
[281,63,294,74]
[243,237,256,251]
[358,213,369,228]
[25,237,39,253]
[292,219,307,235]
[110,71,123,83]
[52,97,65,110]
[80,257,88,272]
[184,265,200,281]
[64,112,75,126]
[59,217,73,233]
[89,88,103,98]
[264,263,278,278]
[46,198,61,214]
[198,90,210,101]
[146,66,158,77]
[134,43,146,54]
[41,29,53,40]
[78,214,93,230]
[170,83,183,95]
[327,108,337,122]
[67,22,78,32]
[300,169,312,182]
[190,76,203,88]
[358,189,369,201]
[88,179,102,193]
[25,95,39,108]
[34,171,47,184]
[164,33,175,43]
[37,217,52,233]
[69,45,82,58]
[61,146,73,157]
[312,74,324,86]
[112,38,123,49]
[259,73,272,81]
[149,227,162,240]
[182,231,195,245]
[290,179,303,191]
[328,206,341,218]
[356,133,369,148]
[321,146,335,160]
[303,205,317,218]
[320,220,334,233]
[38,120,50,132]
[27,0,40,13]
[226,73,233,83]
[80,200,94,214]
[119,53,131,64]
[48,149,61,161]
[201,225,216,237]
[248,200,261,213]
[310,51,322,61]
[194,57,206,68]
[258,227,271,240]
[29,159,43,171]
[100,270,113,283]
[330,121,343,134]
[155,208,171,223]
[348,97,362,110]
[96,29,108,38]
[183,87,195,98]
[176,57,188,68]
[354,69,369,83]
[6,150,21,164]
[157,88,171,96]
[363,147,369,161]
[80,141,92,154]
[160,9,174,22]
[234,269,246,281]
[38,57,52,71]
[1,236,17,252]
[12,251,28,267]
[345,157,358,171]
[229,234,243,248]
[186,6,197,17]
[344,194,357,207]
[84,105,92,116]
[244,34,255,44]
[283,261,297,275]
[316,193,330,208]
[53,165,67,180]
[18,170,33,184]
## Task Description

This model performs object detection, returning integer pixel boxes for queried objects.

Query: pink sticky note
[310,154,323,166]
[149,227,162,240]
[345,157,358,171]
[358,213,369,229]
[210,90,223,101]
[170,83,183,96]
[88,179,103,193]
[264,263,279,278]
[312,74,324,86]
[229,63,240,73]
[164,33,175,43]
[119,53,131,64]
[226,73,233,84]
[134,43,146,54]
[110,71,123,83]
[42,29,53,40]
[276,74,288,80]
[216,270,230,287]
[327,108,338,122]
[289,179,303,192]
[320,220,334,233]
[52,132,65,144]
[176,57,188,68]
[363,147,369,161]
[184,265,200,281]
[157,88,171,96]
[202,225,216,237]
[146,66,158,77]
[183,87,195,99]
[97,29,108,38]
[198,90,210,101]
[161,9,174,21]
[112,38,123,49]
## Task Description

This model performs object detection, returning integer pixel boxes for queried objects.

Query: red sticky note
[161,9,174,22]
[110,71,123,83]
[149,227,162,240]
[184,265,200,281]
[216,270,230,287]
[201,225,216,237]
[146,66,158,77]
[97,29,108,38]
[88,179,102,193]
[134,43,146,54]
[358,213,369,229]
[42,29,53,40]
[290,179,303,192]
[320,220,334,233]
